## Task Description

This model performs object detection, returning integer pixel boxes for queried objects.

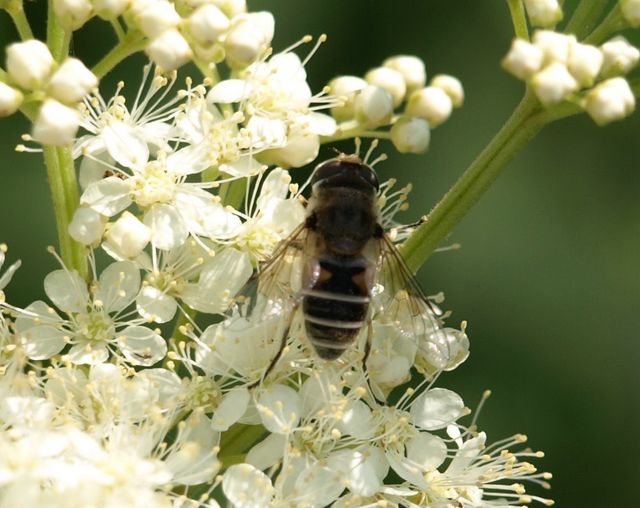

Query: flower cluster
[328,56,464,154]
[503,28,639,124]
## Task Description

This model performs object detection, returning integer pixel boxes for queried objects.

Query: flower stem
[6,0,34,40]
[92,34,147,79]
[506,0,529,40]
[43,146,87,278]
[399,91,547,272]
[321,128,391,143]
[218,423,266,467]
[46,0,70,62]
[564,0,611,40]
[583,5,628,45]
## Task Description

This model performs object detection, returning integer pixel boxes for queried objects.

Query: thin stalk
[583,5,627,45]
[92,34,147,79]
[46,0,70,62]
[507,0,529,40]
[563,0,611,39]
[42,146,86,278]
[321,128,391,143]
[399,91,547,272]
[6,0,34,40]
[218,423,266,466]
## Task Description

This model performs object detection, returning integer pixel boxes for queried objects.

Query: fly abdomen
[302,257,371,359]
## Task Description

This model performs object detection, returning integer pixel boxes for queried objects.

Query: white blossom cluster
[503,28,639,125]
[0,1,554,506]
[328,56,463,154]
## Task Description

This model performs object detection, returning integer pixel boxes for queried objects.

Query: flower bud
[533,30,575,64]
[188,4,230,47]
[327,75,367,121]
[567,41,603,87]
[354,85,394,128]
[530,62,578,105]
[383,55,426,93]
[600,36,640,77]
[390,116,430,154]
[69,207,106,245]
[146,29,193,70]
[0,83,23,117]
[584,77,635,125]
[523,0,563,28]
[47,58,98,104]
[365,67,406,107]
[105,211,151,258]
[52,0,93,31]
[502,39,544,80]
[405,86,452,128]
[6,40,54,90]
[32,99,81,145]
[212,0,246,18]
[431,74,464,107]
[136,0,181,38]
[224,12,274,68]
[620,0,640,27]
[91,0,129,20]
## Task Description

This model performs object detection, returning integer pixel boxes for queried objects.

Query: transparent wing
[370,233,469,378]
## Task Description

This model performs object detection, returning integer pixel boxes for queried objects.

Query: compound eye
[311,159,343,186]
[359,165,379,191]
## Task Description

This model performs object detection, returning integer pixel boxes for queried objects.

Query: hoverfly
[227,149,452,388]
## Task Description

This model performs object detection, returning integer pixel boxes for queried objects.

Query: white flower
[187,4,230,47]
[405,86,453,127]
[532,30,575,65]
[567,41,603,87]
[354,84,394,128]
[327,75,367,121]
[92,0,129,19]
[523,0,563,28]
[431,74,464,107]
[0,82,22,117]
[135,0,181,38]
[585,77,635,125]
[390,116,431,154]
[620,0,640,27]
[222,463,275,508]
[15,262,167,365]
[365,66,407,107]
[530,62,578,105]
[6,39,54,91]
[146,29,193,71]
[105,211,151,258]
[383,55,427,93]
[68,206,106,245]
[47,57,98,104]
[600,36,640,77]
[32,99,81,146]
[52,0,93,31]
[502,39,544,80]
[224,11,275,68]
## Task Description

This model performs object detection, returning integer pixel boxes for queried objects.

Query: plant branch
[46,0,70,62]
[6,0,34,40]
[583,4,628,45]
[507,0,529,40]
[564,0,611,39]
[400,91,548,272]
[92,33,147,79]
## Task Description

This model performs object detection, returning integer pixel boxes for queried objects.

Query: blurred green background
[1,1,639,506]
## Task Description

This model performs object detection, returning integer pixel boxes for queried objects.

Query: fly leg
[248,303,299,389]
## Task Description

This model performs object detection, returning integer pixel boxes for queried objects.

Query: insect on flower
[228,143,452,388]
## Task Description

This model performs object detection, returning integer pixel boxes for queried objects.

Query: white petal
[80,177,132,216]
[102,121,149,168]
[174,189,242,238]
[44,269,89,313]
[64,343,109,364]
[211,387,251,431]
[336,399,375,440]
[246,433,285,471]
[329,447,386,497]
[78,152,113,189]
[246,116,287,148]
[144,204,188,250]
[446,432,487,476]
[219,155,263,177]
[165,144,211,175]
[407,432,447,470]
[136,286,178,323]
[20,324,67,359]
[165,413,220,485]
[207,79,250,103]
[15,300,61,332]
[222,463,274,508]
[256,384,301,434]
[410,387,465,430]
[0,259,21,290]
[297,112,337,136]
[256,168,290,213]
[137,368,182,408]
[95,260,140,313]
[293,462,345,506]
[386,451,428,490]
[117,325,167,365]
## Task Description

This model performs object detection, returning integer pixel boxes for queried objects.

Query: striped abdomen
[302,255,371,359]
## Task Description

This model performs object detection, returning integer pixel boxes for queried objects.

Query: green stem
[219,178,248,211]
[506,0,529,40]
[6,0,34,40]
[91,34,147,79]
[46,0,70,62]
[321,128,391,144]
[583,5,627,45]
[399,91,547,272]
[218,423,266,467]
[563,0,611,39]
[43,146,87,278]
